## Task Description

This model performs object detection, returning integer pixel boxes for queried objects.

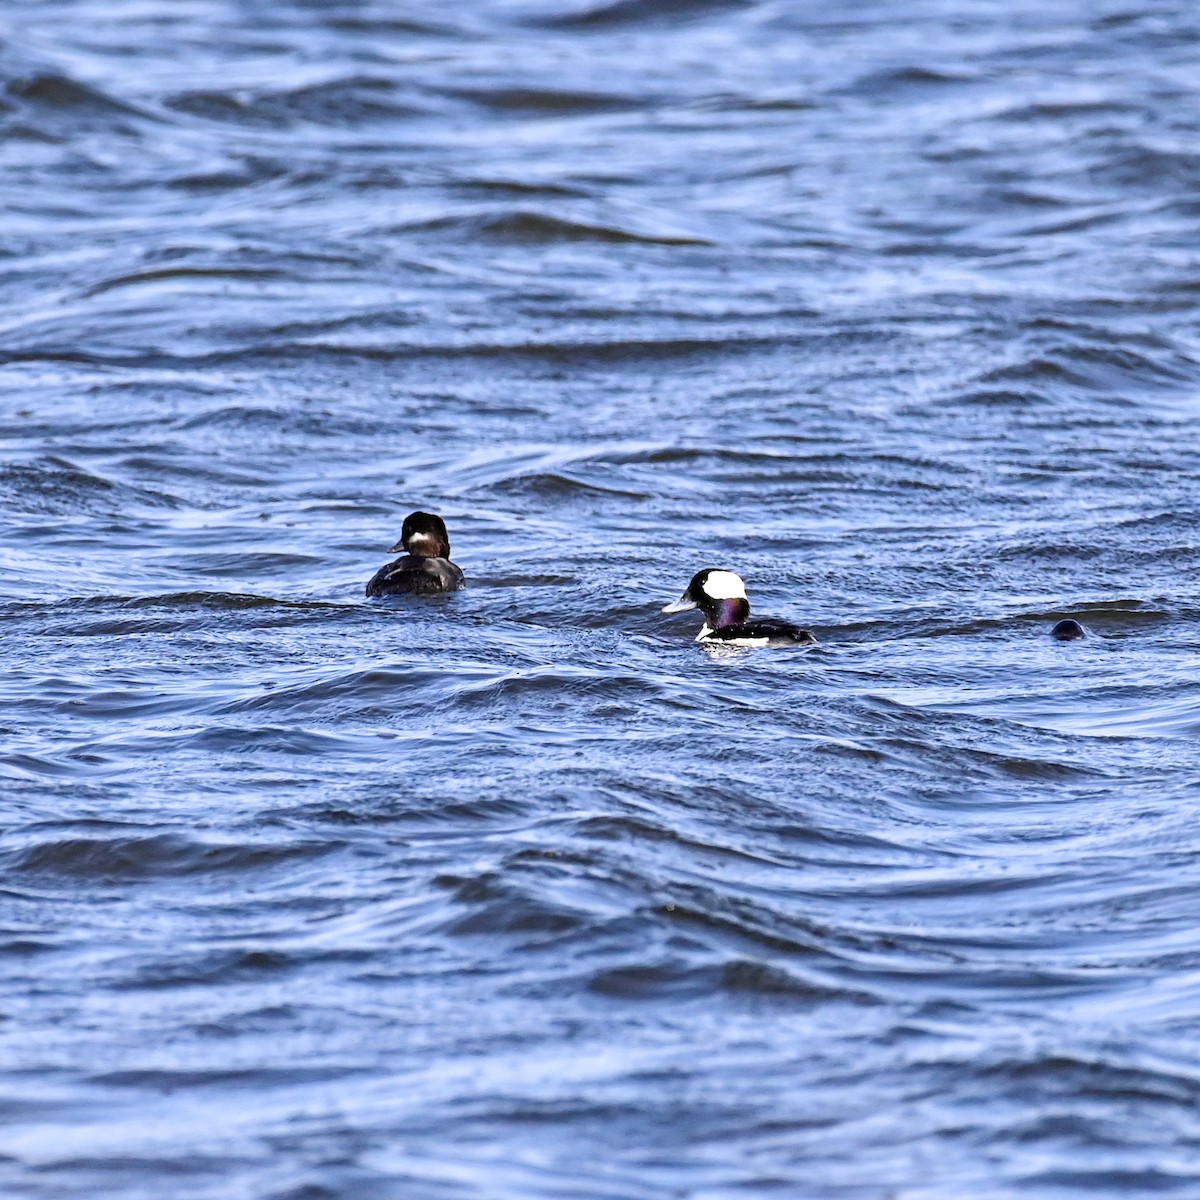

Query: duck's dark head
[390,511,451,558]
[662,568,750,629]
[1050,618,1086,641]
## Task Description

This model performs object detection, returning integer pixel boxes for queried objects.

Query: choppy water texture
[4,1,1200,1196]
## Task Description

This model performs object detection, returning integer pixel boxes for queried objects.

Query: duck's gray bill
[661,593,696,614]
[388,541,405,553]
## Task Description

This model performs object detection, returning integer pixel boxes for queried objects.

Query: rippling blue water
[5,2,1200,1197]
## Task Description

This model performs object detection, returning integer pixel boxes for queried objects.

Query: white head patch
[701,570,747,601]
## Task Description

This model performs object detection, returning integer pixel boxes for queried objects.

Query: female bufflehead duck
[662,568,816,647]
[365,511,464,597]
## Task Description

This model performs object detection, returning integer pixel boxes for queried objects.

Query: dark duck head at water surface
[365,511,465,597]
[662,568,816,647]
[1051,618,1087,641]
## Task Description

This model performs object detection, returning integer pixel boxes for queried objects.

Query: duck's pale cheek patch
[702,570,747,600]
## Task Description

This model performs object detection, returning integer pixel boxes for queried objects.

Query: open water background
[4,1,1200,1196]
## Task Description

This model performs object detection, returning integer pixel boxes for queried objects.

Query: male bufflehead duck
[662,568,816,647]
[1050,618,1086,641]
[365,511,464,597]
